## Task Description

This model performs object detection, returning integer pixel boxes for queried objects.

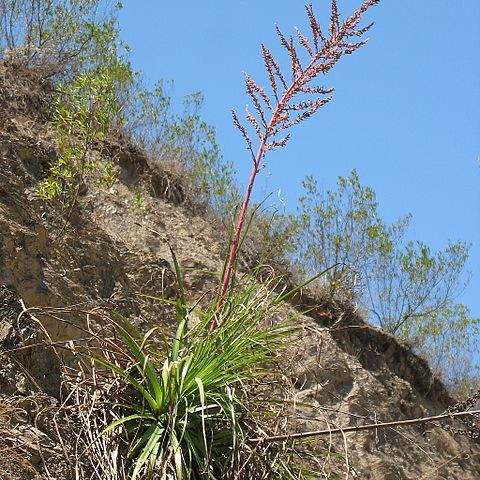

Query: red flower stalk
[211,0,380,333]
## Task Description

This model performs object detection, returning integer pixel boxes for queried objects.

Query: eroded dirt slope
[0,62,479,479]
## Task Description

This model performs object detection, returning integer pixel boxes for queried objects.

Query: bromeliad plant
[95,1,380,478]
[94,252,314,479]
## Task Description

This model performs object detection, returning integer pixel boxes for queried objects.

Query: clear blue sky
[118,1,480,319]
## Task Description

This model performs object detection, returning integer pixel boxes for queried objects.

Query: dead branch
[249,409,480,444]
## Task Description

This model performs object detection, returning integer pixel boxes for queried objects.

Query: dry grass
[59,353,130,480]
[0,399,39,480]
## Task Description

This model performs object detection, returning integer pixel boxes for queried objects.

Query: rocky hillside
[0,61,479,479]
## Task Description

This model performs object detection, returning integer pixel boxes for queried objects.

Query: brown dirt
[0,60,479,479]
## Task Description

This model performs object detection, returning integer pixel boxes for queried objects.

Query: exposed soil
[0,60,479,479]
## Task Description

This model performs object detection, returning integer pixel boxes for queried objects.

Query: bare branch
[250,410,480,444]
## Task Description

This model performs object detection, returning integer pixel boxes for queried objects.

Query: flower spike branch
[211,0,380,332]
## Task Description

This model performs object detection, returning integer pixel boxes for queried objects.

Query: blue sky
[119,1,479,319]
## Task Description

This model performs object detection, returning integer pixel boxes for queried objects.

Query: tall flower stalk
[212,0,380,332]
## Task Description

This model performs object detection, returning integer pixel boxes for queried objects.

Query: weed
[134,187,149,216]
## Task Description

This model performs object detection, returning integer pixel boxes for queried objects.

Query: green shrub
[0,0,127,77]
[294,170,479,388]
[7,1,135,202]
[37,65,126,201]
[295,170,390,299]
[1,1,237,216]
[126,81,240,217]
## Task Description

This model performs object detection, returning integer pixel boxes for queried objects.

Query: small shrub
[126,81,240,217]
[294,170,479,388]
[0,0,125,77]
[37,66,124,202]
[133,187,149,216]
[294,170,388,299]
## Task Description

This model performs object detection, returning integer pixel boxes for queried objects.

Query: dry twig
[249,409,480,444]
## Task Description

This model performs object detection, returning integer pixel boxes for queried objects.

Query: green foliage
[37,65,125,200]
[295,170,479,386]
[368,238,471,334]
[242,205,299,274]
[127,81,240,216]
[8,0,135,202]
[0,0,126,76]
[3,1,237,216]
[94,260,313,479]
[296,169,394,299]
[133,187,149,216]
[406,301,480,388]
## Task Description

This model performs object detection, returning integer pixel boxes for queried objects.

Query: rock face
[0,61,479,479]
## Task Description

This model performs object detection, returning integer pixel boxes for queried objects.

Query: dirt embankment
[0,61,479,479]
